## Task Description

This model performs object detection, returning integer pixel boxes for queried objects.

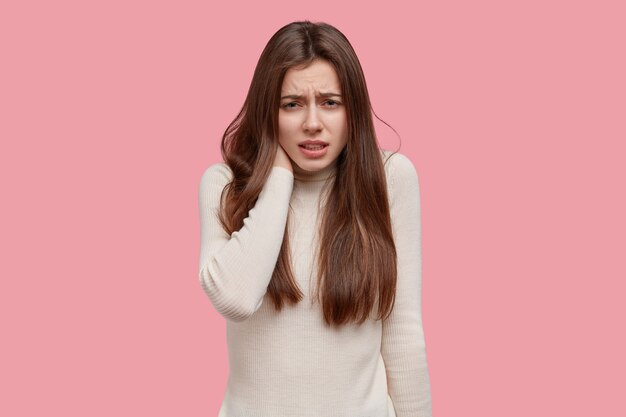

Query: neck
[292,160,338,182]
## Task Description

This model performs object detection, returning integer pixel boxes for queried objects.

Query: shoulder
[380,149,419,194]
[199,161,233,192]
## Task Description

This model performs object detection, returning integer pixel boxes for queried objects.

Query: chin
[294,158,327,171]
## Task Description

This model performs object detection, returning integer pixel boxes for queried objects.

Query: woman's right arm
[197,161,294,322]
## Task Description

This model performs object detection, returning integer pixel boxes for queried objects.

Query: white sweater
[198,149,432,417]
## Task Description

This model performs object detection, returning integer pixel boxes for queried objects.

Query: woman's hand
[273,143,294,173]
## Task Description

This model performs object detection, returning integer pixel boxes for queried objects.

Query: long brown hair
[217,20,398,327]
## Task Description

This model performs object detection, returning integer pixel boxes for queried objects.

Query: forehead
[281,60,341,93]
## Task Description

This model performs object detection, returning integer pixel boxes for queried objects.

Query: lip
[298,143,329,158]
[298,139,329,146]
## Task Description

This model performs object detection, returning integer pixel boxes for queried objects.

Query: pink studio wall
[1,1,624,416]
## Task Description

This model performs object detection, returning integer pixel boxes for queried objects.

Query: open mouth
[299,144,328,150]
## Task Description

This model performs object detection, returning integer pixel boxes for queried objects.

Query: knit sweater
[197,149,432,417]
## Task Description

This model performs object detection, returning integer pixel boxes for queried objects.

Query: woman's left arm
[381,152,433,417]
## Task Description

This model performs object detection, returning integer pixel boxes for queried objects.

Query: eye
[324,100,340,107]
[281,102,299,110]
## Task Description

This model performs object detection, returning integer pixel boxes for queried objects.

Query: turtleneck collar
[292,159,338,182]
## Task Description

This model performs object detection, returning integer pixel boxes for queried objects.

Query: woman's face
[278,59,348,176]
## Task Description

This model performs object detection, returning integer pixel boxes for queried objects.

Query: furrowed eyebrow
[280,92,342,100]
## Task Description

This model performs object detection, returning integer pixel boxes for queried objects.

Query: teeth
[302,144,325,150]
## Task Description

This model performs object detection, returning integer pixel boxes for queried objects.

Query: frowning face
[278,59,348,177]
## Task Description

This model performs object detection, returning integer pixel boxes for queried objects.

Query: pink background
[2,1,624,416]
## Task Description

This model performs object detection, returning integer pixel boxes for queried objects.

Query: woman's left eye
[325,100,339,107]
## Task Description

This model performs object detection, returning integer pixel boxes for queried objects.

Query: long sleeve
[197,163,294,322]
[381,153,433,416]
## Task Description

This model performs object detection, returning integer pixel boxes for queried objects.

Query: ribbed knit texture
[198,149,432,417]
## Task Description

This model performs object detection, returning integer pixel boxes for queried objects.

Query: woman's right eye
[281,102,298,109]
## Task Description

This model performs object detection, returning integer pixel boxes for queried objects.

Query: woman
[198,20,432,417]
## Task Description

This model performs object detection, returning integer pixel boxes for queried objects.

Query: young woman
[198,20,432,417]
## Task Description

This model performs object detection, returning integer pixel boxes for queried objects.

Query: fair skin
[273,59,348,176]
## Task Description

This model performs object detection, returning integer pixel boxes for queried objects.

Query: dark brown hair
[218,20,398,327]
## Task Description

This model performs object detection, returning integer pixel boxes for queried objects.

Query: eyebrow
[280,92,342,100]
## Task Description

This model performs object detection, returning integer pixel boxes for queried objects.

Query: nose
[302,106,322,133]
